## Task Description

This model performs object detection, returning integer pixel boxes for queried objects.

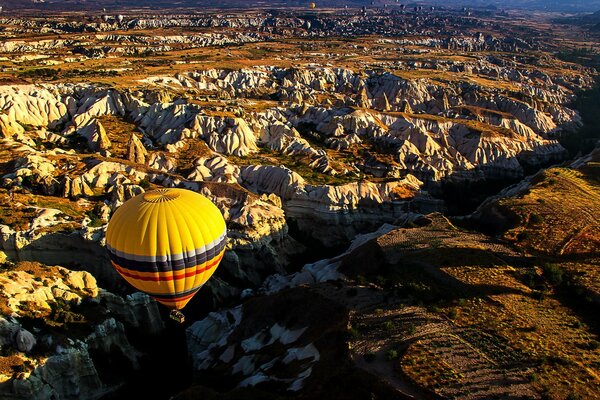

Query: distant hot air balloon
[309,2,316,9]
[116,14,124,23]
[106,188,227,322]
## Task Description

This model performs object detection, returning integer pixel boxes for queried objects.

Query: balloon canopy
[106,188,227,310]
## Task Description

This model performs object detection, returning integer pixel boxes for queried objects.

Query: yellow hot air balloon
[106,188,227,318]
[309,2,316,9]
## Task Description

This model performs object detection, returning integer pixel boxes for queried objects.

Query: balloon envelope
[106,188,227,310]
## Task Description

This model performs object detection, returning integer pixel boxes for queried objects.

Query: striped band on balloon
[106,232,227,273]
[108,234,226,310]
[111,248,225,309]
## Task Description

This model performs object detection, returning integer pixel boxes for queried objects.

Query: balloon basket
[169,310,185,324]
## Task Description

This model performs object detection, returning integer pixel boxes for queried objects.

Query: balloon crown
[142,189,181,203]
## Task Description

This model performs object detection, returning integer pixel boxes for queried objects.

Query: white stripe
[107,230,227,263]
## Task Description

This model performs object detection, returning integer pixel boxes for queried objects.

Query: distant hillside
[1,0,599,13]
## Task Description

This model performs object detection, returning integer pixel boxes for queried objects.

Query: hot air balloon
[309,2,316,9]
[106,188,227,322]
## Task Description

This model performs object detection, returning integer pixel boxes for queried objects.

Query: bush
[85,210,103,228]
[138,179,151,189]
[364,353,376,363]
[386,350,399,361]
[18,68,59,80]
[348,327,360,339]
[529,213,543,224]
[542,263,564,286]
[384,321,394,331]
[586,340,600,350]
[427,305,441,313]
[517,232,530,241]
[429,238,443,248]
[528,373,538,382]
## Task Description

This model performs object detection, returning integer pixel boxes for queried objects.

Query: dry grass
[498,167,600,256]
[338,211,600,399]
[0,189,89,231]
[97,115,141,160]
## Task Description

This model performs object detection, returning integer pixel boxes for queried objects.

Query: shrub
[364,353,376,363]
[517,232,530,241]
[528,373,538,382]
[85,210,103,228]
[429,238,443,248]
[138,179,151,189]
[427,305,441,313]
[586,340,600,350]
[348,327,360,339]
[18,67,59,80]
[529,213,543,224]
[386,350,399,361]
[542,263,564,286]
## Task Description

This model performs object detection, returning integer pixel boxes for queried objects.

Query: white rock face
[188,153,240,184]
[261,222,399,295]
[0,261,165,400]
[0,65,579,200]
[187,302,319,392]
[12,344,105,400]
[190,115,258,157]
[240,164,441,245]
[0,221,120,290]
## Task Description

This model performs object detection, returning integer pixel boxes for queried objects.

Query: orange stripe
[112,251,224,283]
[109,249,226,279]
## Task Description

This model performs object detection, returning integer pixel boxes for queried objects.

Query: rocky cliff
[0,261,164,400]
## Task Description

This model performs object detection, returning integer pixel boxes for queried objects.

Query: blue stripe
[108,237,227,273]
[146,285,203,300]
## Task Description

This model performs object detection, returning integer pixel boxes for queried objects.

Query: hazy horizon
[0,0,599,14]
